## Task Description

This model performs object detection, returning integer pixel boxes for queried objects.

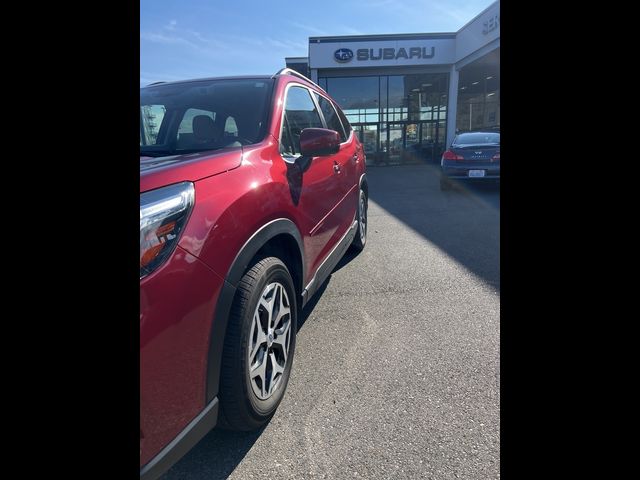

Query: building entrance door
[353,123,379,166]
[386,123,404,165]
[378,121,447,165]
[353,120,446,166]
[411,121,447,163]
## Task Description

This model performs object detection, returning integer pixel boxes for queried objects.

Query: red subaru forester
[140,69,367,479]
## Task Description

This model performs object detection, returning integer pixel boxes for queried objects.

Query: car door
[279,84,346,279]
[313,92,359,235]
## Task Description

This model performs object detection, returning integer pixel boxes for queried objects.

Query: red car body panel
[140,73,366,472]
[140,147,243,193]
[140,246,223,467]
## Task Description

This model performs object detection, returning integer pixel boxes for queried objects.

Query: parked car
[140,68,367,479]
[440,131,500,190]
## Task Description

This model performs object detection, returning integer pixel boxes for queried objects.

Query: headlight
[140,182,195,279]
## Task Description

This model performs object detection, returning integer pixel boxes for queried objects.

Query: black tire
[440,176,451,191]
[350,187,368,251]
[219,256,297,431]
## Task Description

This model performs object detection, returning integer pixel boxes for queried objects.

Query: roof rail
[146,81,167,86]
[273,67,315,85]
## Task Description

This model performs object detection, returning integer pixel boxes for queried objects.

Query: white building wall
[455,1,500,64]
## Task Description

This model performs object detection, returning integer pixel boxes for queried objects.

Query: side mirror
[299,128,340,157]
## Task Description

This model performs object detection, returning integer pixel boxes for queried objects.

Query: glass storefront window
[484,101,499,127]
[387,123,403,164]
[456,49,500,132]
[380,76,387,123]
[323,72,449,165]
[388,76,407,122]
[379,123,387,153]
[439,105,446,121]
[326,76,379,120]
[406,123,419,148]
[354,124,378,166]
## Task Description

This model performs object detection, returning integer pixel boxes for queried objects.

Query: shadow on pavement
[332,247,361,274]
[162,256,352,480]
[367,163,500,291]
[297,245,360,331]
[297,275,330,332]
[162,425,266,480]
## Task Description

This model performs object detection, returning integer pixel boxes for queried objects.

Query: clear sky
[140,0,495,86]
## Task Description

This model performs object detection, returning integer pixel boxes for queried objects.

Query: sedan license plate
[468,170,485,177]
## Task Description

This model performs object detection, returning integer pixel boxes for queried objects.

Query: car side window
[281,86,323,156]
[334,103,353,140]
[140,105,166,145]
[280,115,296,156]
[314,93,347,142]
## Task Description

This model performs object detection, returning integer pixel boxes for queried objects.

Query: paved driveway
[163,164,500,479]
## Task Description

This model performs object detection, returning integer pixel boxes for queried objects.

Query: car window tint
[281,86,323,156]
[280,115,296,156]
[175,108,217,150]
[140,79,273,155]
[178,108,216,134]
[314,93,346,142]
[140,105,166,145]
[334,103,352,138]
[224,116,238,136]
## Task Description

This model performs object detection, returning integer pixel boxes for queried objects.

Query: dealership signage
[333,48,353,63]
[334,46,436,63]
[309,38,456,68]
[483,14,499,35]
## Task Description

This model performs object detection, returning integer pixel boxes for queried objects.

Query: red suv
[140,68,367,479]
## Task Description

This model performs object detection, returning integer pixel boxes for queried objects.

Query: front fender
[204,218,304,404]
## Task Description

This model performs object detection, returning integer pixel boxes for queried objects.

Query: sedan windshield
[454,132,500,145]
[140,78,274,157]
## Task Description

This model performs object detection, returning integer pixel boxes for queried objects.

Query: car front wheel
[219,256,297,430]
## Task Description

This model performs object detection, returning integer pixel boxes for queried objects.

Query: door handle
[333,162,341,173]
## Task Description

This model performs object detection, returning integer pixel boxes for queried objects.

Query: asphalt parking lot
[163,164,500,480]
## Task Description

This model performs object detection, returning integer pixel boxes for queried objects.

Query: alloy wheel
[359,190,367,243]
[247,282,292,400]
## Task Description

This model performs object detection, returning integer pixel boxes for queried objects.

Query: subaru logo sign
[334,48,353,63]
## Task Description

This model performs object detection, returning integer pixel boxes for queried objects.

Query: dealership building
[285,0,499,165]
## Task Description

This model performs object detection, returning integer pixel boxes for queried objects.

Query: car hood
[140,147,243,193]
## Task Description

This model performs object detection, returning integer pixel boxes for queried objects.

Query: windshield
[140,78,274,157]
[453,132,500,145]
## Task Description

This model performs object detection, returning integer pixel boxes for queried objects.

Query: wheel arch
[359,173,368,196]
[205,218,304,404]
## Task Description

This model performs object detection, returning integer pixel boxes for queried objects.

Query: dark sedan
[440,131,500,190]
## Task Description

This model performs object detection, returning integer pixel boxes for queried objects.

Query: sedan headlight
[140,182,195,279]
